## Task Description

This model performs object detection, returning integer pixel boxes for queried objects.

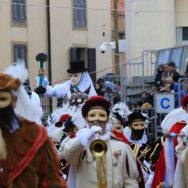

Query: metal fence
[119,50,157,103]
[38,94,51,125]
[120,46,188,103]
[132,84,188,139]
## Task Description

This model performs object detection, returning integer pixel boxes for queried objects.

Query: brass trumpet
[89,122,108,188]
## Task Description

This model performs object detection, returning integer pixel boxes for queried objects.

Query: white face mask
[70,73,82,86]
[131,120,145,130]
[87,108,108,122]
[86,108,108,134]
[112,120,122,132]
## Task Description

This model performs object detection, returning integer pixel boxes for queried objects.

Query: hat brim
[67,68,88,74]
[127,116,147,125]
[127,112,147,125]
[63,126,75,132]
[55,121,63,127]
[82,96,111,118]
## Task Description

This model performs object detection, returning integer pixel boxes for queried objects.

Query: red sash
[7,126,47,185]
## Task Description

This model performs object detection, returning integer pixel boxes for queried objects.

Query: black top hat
[127,112,147,125]
[67,60,88,74]
[63,118,76,133]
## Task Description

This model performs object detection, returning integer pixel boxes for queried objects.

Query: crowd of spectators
[94,60,188,111]
[94,77,121,106]
[134,60,188,109]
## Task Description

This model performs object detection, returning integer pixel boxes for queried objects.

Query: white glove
[77,126,102,147]
[35,76,49,88]
[45,85,55,97]
[87,126,102,140]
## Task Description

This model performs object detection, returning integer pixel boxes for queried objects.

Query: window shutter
[12,0,18,21]
[74,0,80,27]
[13,44,27,67]
[87,48,96,82]
[70,48,78,62]
[21,46,27,66]
[14,46,19,62]
[80,0,86,27]
[20,0,25,20]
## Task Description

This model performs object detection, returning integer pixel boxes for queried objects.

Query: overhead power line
[0,1,188,13]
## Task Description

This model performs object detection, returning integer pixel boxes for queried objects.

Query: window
[182,27,188,41]
[12,0,26,24]
[73,0,87,28]
[70,47,86,62]
[119,32,125,39]
[155,47,184,74]
[176,27,188,44]
[112,31,125,40]
[13,44,27,67]
[70,47,96,81]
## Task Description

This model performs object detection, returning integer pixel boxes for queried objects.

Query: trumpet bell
[90,139,108,158]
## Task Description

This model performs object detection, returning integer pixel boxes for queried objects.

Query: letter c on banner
[161,97,170,109]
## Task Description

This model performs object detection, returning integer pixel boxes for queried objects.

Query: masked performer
[125,112,154,147]
[110,112,129,144]
[0,64,66,188]
[45,60,97,107]
[62,96,140,188]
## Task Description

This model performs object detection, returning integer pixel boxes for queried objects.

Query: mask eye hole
[0,97,7,101]
[89,113,95,117]
[100,113,106,117]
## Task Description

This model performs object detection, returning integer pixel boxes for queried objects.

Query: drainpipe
[114,0,120,75]
[46,0,52,111]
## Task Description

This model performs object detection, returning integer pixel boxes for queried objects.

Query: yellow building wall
[125,0,176,62]
[175,0,188,26]
[0,0,112,89]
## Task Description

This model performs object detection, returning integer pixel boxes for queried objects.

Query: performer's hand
[76,126,102,147]
[88,126,102,140]
[38,69,45,75]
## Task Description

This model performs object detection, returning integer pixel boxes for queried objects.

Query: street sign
[154,93,174,113]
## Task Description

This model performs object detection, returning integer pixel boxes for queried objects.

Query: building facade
[125,0,188,62]
[111,0,126,74]
[125,0,177,63]
[0,0,113,89]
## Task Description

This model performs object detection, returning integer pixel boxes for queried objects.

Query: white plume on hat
[51,127,65,142]
[47,104,75,137]
[111,102,132,120]
[47,103,85,137]
[4,61,28,83]
[3,60,43,123]
[71,110,87,129]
